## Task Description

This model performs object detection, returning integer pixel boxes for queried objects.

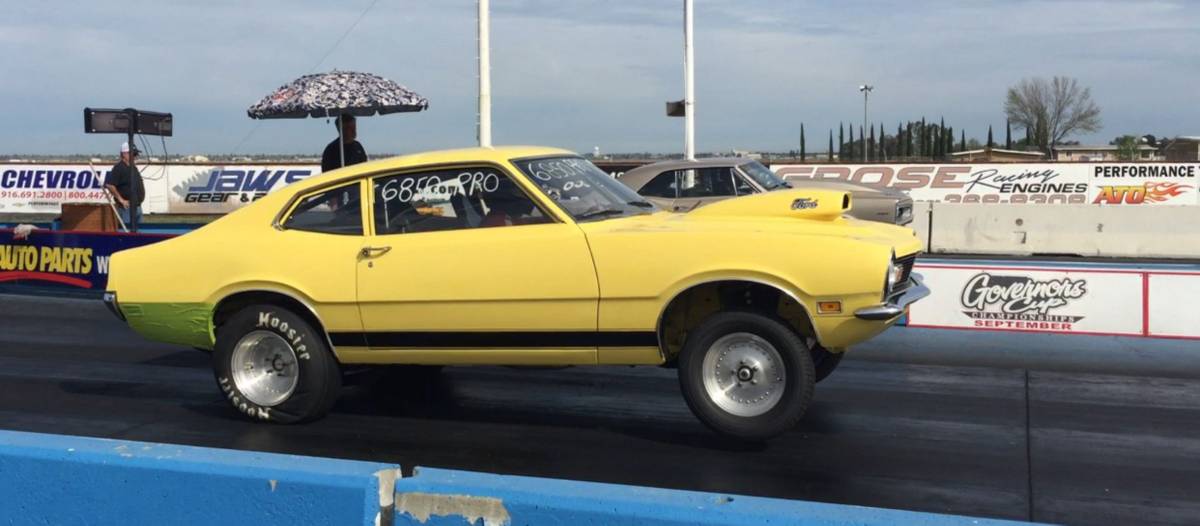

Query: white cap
[120,142,131,153]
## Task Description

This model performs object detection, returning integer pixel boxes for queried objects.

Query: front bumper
[853,273,930,321]
[102,291,125,322]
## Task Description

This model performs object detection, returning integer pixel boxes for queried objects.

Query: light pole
[858,84,873,162]
[478,0,492,147]
[683,0,695,160]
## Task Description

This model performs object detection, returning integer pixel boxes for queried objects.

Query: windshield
[738,160,789,190]
[512,156,656,221]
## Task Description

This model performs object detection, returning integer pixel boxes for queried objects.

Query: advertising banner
[0,229,172,290]
[0,163,319,215]
[907,263,1145,336]
[0,164,114,214]
[165,164,317,214]
[771,163,1200,206]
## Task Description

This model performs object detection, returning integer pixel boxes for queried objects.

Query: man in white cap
[104,142,145,229]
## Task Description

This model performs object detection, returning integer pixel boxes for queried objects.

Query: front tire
[212,304,341,424]
[678,311,815,441]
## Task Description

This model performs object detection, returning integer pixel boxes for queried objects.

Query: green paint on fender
[122,303,214,349]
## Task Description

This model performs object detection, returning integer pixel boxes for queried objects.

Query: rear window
[283,183,363,235]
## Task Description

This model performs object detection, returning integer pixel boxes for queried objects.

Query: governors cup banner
[906,262,1144,336]
[771,163,1200,206]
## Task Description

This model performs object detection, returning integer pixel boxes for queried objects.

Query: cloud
[0,0,1196,155]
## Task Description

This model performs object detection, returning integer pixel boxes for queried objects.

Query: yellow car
[105,146,926,440]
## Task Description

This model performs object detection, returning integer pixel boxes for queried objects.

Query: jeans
[119,206,142,231]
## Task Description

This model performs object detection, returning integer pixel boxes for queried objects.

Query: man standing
[104,142,145,230]
[321,114,368,172]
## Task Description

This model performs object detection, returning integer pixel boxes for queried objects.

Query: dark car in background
[619,158,914,225]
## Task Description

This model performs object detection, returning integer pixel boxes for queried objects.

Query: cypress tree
[905,122,913,158]
[946,127,954,157]
[868,125,875,162]
[987,125,994,148]
[920,118,927,157]
[839,123,845,161]
[848,126,855,161]
[896,123,903,158]
[1005,119,1013,150]
[960,129,966,152]
[878,123,886,160]
[800,124,806,161]
[859,125,865,162]
[828,130,834,161]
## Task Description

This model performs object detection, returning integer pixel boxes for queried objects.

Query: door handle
[360,246,392,258]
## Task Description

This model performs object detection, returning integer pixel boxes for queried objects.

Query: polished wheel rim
[701,332,786,417]
[231,330,299,407]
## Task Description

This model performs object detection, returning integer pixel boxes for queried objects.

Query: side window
[372,167,552,235]
[733,174,755,195]
[679,167,737,197]
[639,171,678,198]
[283,183,362,235]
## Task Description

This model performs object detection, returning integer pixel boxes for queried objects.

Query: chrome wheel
[701,332,786,417]
[230,330,299,407]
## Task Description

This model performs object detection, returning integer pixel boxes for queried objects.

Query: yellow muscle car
[104,146,927,440]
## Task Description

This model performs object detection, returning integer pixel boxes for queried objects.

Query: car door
[354,165,600,364]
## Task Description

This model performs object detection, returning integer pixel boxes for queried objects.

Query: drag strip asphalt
[1,294,1197,525]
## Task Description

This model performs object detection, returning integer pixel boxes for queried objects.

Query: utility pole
[683,0,695,160]
[477,0,492,147]
[858,85,873,162]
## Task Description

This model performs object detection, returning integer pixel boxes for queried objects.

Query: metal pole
[478,0,492,148]
[125,108,138,233]
[862,90,868,162]
[683,0,695,161]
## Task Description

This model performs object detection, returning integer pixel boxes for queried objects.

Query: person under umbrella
[322,114,367,172]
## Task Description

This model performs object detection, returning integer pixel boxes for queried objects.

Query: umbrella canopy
[247,70,429,119]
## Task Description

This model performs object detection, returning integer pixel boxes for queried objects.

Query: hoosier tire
[212,304,341,424]
[678,311,815,441]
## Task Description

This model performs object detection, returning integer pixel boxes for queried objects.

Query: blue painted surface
[0,430,396,526]
[397,467,1035,526]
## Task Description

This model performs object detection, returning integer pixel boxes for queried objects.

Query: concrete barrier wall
[0,430,399,526]
[925,204,1200,258]
[395,467,1029,526]
[0,430,1032,526]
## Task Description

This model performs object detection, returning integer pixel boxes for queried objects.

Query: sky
[2,0,1197,156]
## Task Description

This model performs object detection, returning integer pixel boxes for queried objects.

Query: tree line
[790,76,1103,162]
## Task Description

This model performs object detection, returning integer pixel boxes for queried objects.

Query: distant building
[1055,144,1159,162]
[948,147,1045,162]
[1160,137,1200,162]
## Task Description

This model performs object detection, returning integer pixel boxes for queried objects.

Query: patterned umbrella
[246,70,429,119]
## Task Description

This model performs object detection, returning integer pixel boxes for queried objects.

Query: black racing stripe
[328,331,657,348]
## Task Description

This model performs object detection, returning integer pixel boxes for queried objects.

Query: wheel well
[657,280,815,364]
[212,291,332,350]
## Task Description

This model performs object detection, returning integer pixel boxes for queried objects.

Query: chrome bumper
[854,273,930,321]
[102,291,125,322]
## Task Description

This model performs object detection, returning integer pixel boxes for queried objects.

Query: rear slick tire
[678,311,815,441]
[212,304,341,424]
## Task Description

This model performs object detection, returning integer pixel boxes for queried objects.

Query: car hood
[785,179,908,199]
[591,191,922,256]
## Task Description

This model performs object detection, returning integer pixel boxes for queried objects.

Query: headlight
[885,253,903,297]
[896,204,913,225]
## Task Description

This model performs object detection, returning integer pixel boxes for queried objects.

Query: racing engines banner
[771,163,1199,206]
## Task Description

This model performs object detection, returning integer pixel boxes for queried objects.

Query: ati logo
[184,169,312,203]
[960,273,1087,323]
[1093,182,1192,205]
